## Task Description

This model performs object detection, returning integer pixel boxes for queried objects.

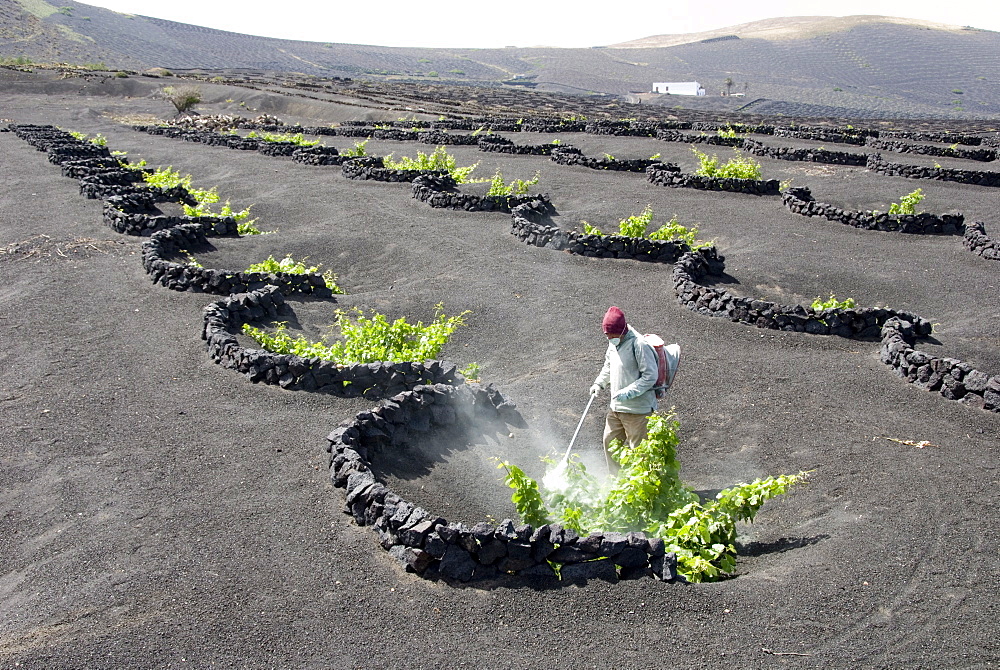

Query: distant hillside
[1,0,999,120]
[609,15,974,48]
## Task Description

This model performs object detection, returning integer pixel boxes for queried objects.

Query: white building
[651,82,706,96]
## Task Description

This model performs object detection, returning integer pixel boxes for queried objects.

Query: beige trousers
[602,410,652,458]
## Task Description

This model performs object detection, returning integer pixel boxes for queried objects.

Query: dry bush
[161,85,202,114]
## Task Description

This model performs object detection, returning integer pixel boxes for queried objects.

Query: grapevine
[499,412,809,582]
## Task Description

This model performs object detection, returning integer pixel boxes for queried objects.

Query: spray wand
[542,392,601,492]
[561,391,596,463]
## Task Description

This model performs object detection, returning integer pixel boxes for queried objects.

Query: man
[589,306,658,463]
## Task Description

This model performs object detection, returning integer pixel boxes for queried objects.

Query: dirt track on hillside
[1,79,998,669]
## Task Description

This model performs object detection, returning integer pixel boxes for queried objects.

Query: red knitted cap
[602,306,626,334]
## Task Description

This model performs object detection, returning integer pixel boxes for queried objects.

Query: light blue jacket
[593,326,658,414]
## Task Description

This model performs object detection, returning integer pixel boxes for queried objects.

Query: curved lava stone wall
[781,187,966,234]
[326,383,678,583]
[509,203,688,263]
[647,163,780,195]
[202,286,460,398]
[867,154,1000,187]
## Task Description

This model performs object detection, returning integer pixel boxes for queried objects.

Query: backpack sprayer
[644,334,681,399]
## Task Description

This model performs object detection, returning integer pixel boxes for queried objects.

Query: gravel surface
[1,76,998,669]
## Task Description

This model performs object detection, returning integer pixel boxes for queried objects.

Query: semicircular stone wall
[327,383,678,583]
[202,286,461,398]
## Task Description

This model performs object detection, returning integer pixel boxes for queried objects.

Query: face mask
[609,337,621,346]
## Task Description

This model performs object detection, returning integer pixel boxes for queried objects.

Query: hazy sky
[77,0,997,48]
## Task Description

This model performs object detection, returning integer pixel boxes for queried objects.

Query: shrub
[888,188,924,216]
[0,56,33,66]
[142,165,189,190]
[497,411,808,582]
[617,206,654,238]
[142,167,266,234]
[872,189,925,217]
[111,150,144,168]
[246,131,319,146]
[486,170,540,197]
[180,184,219,212]
[582,206,710,249]
[460,362,481,382]
[161,85,202,114]
[234,218,265,236]
[245,255,342,292]
[64,129,106,145]
[691,147,762,180]
[646,217,708,247]
[341,139,369,157]
[811,293,856,310]
[182,191,261,234]
[242,304,468,364]
[383,145,480,183]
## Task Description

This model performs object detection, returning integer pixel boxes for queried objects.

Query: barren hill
[609,15,974,48]
[1,0,999,120]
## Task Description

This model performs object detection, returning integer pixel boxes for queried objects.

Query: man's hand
[589,384,601,397]
[614,387,639,402]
